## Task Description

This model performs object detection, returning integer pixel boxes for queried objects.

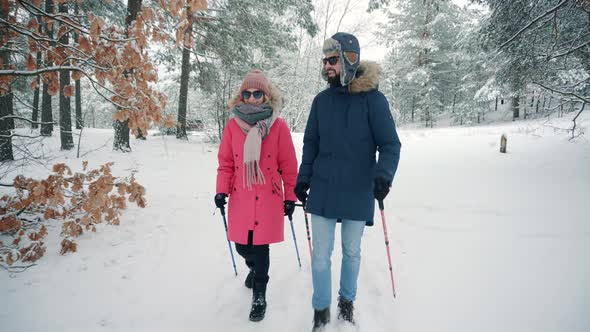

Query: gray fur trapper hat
[322,32,360,86]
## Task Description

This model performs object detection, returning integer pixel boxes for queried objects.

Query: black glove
[214,193,227,209]
[284,200,295,218]
[373,176,390,201]
[294,182,310,205]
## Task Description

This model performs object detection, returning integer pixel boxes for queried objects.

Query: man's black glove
[214,193,227,209]
[284,200,295,218]
[374,176,390,201]
[294,182,310,205]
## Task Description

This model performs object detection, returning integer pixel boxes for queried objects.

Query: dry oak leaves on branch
[0,161,146,267]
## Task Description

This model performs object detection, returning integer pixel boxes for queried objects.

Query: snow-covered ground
[1,115,590,332]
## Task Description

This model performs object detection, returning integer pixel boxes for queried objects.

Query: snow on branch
[499,0,570,50]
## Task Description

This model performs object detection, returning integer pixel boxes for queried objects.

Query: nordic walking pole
[295,203,313,258]
[219,206,238,276]
[288,214,302,269]
[378,199,396,298]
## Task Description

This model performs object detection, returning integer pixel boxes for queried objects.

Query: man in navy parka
[294,32,401,330]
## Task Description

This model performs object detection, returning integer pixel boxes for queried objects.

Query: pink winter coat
[216,87,298,245]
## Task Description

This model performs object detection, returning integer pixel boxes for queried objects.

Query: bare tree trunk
[317,0,335,89]
[0,3,14,161]
[512,95,520,120]
[494,96,498,112]
[58,2,74,150]
[177,5,193,140]
[31,15,42,129]
[74,2,83,130]
[75,79,82,129]
[411,95,415,122]
[114,0,142,152]
[41,0,54,136]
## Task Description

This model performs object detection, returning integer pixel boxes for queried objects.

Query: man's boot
[312,308,330,331]
[244,269,254,289]
[249,282,267,322]
[337,297,354,324]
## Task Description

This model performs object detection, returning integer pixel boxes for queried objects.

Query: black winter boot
[311,308,330,331]
[244,269,254,289]
[337,297,354,324]
[249,282,267,322]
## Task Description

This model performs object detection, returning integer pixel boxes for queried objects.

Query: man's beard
[327,71,340,86]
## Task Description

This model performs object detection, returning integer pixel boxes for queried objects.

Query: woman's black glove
[284,200,296,218]
[294,182,310,205]
[214,193,227,209]
[373,177,390,201]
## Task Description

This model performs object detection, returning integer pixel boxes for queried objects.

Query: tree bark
[75,78,82,129]
[58,2,74,150]
[494,96,498,112]
[512,95,520,120]
[41,0,54,136]
[176,5,193,140]
[0,3,14,161]
[113,0,142,152]
[74,2,82,129]
[31,16,42,129]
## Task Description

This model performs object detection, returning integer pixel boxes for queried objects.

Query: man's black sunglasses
[322,56,339,65]
[242,90,264,100]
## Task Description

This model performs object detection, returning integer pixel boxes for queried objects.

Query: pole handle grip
[378,199,384,210]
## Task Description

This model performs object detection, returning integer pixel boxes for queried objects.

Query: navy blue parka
[297,61,401,225]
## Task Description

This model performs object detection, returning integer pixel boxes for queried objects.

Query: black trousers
[235,231,270,286]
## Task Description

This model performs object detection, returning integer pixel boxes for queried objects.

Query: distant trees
[373,0,589,127]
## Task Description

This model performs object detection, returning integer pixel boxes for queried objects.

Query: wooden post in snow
[500,134,507,153]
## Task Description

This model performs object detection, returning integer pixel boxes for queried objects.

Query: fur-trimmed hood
[227,82,283,115]
[348,61,381,94]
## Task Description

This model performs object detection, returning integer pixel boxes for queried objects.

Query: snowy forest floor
[2,115,590,332]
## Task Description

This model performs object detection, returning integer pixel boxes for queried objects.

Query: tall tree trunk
[75,79,82,128]
[58,2,74,150]
[74,2,82,129]
[512,95,520,120]
[0,3,14,161]
[114,0,142,152]
[494,96,498,112]
[176,5,193,140]
[411,95,415,122]
[31,15,42,129]
[41,0,54,136]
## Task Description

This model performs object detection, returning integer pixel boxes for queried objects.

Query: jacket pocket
[271,177,283,198]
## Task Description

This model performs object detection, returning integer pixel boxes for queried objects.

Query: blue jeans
[311,214,366,310]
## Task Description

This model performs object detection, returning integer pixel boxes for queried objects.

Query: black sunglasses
[242,90,264,100]
[322,56,339,65]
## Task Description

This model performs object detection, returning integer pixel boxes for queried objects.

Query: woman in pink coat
[214,70,298,322]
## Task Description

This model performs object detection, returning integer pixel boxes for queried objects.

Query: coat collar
[348,61,381,94]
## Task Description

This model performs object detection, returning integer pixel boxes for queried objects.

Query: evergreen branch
[499,0,570,50]
[532,82,590,104]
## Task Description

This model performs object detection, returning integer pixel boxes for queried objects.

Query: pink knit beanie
[240,70,270,97]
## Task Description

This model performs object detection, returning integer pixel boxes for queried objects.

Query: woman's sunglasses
[322,56,339,65]
[242,90,264,100]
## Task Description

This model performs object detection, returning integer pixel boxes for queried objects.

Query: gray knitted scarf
[231,103,276,189]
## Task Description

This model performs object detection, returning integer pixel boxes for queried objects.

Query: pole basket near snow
[296,203,313,258]
[288,215,302,269]
[378,200,397,299]
[219,206,238,276]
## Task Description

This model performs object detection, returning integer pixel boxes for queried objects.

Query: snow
[1,114,590,332]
